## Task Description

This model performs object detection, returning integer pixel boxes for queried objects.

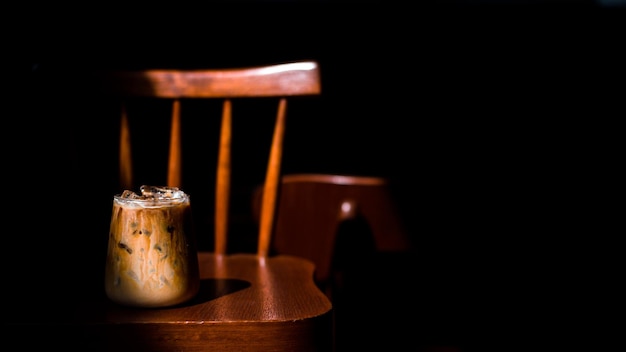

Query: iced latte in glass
[105,186,200,308]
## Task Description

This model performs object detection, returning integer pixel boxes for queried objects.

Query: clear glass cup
[104,185,200,308]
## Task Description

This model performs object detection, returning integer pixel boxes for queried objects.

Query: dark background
[9,1,624,351]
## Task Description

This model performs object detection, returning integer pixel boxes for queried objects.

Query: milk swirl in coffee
[105,186,200,307]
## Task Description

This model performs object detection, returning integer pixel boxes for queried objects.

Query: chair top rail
[96,61,321,98]
[282,173,388,186]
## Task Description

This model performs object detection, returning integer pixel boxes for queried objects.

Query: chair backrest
[97,61,321,258]
[253,173,414,297]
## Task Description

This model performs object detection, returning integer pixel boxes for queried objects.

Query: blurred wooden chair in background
[252,173,414,299]
[252,173,416,351]
[60,61,333,351]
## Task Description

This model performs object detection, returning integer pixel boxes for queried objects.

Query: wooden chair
[252,173,414,300]
[60,61,332,351]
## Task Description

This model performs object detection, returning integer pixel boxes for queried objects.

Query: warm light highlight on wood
[258,98,287,258]
[167,99,182,188]
[215,99,232,256]
[119,105,133,190]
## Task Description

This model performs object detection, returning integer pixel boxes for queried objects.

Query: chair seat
[69,252,332,351]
